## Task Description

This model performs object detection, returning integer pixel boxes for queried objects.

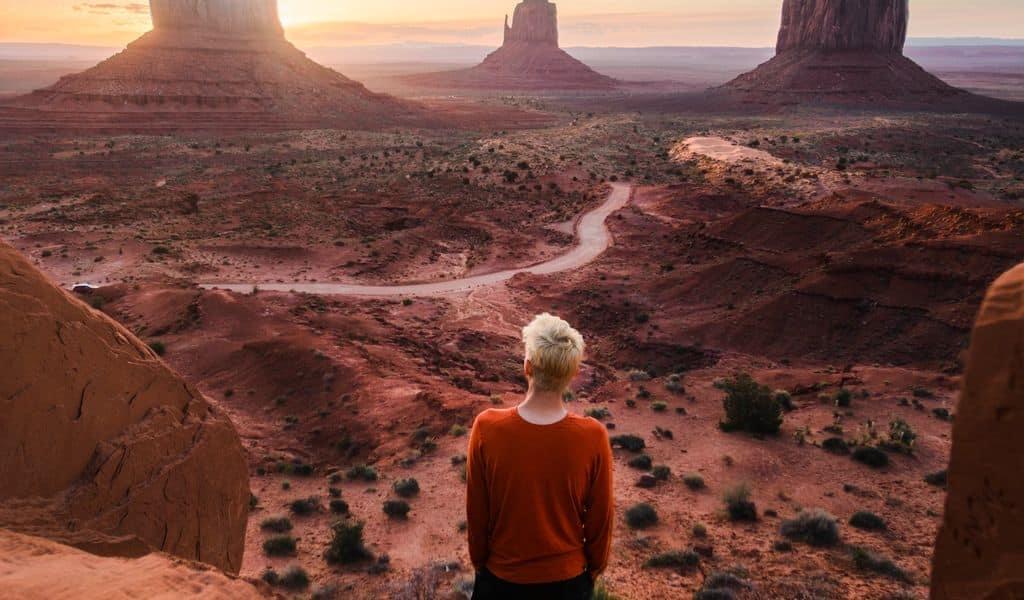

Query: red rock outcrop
[0,241,250,574]
[723,0,965,106]
[0,0,420,131]
[776,0,908,52]
[0,529,269,599]
[931,263,1024,599]
[405,0,617,91]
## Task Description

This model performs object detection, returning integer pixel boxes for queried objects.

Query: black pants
[473,568,593,600]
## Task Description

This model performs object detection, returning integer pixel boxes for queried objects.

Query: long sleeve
[465,415,490,572]
[583,430,614,578]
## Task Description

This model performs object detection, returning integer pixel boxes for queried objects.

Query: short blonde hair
[522,313,585,392]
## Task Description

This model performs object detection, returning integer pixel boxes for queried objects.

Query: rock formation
[931,263,1024,599]
[1,0,419,131]
[0,529,268,599]
[406,0,617,91]
[723,0,964,105]
[0,241,250,574]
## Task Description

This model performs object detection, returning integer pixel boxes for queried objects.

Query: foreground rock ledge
[932,263,1024,599]
[0,241,250,574]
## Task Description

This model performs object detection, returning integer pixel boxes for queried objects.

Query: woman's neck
[517,386,568,425]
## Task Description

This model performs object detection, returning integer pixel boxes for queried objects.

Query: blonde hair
[522,313,585,392]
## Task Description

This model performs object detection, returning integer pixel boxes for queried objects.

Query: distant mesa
[406,0,618,91]
[722,0,967,105]
[0,0,420,131]
[0,240,250,574]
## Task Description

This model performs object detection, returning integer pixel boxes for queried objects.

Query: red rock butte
[406,0,618,91]
[0,0,420,131]
[723,0,966,106]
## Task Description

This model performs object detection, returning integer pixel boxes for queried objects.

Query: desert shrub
[773,539,793,552]
[329,499,350,515]
[628,454,653,470]
[644,549,700,569]
[774,389,794,411]
[289,497,320,516]
[694,591,735,600]
[683,474,706,490]
[723,482,758,522]
[851,546,913,582]
[849,511,887,532]
[383,500,411,519]
[311,584,340,600]
[280,565,310,590]
[834,388,853,408]
[326,520,372,564]
[651,401,668,412]
[449,424,467,437]
[261,569,280,585]
[652,465,672,481]
[666,374,685,394]
[822,437,850,455]
[780,509,841,547]
[328,486,342,498]
[695,571,750,600]
[925,470,948,487]
[393,478,420,498]
[885,419,917,453]
[610,434,646,452]
[628,369,651,381]
[149,341,166,356]
[260,516,293,533]
[912,387,934,399]
[625,503,659,529]
[585,407,611,420]
[718,374,783,435]
[591,580,624,600]
[347,465,379,481]
[852,446,890,468]
[263,535,297,557]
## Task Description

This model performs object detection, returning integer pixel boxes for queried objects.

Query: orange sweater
[466,407,614,584]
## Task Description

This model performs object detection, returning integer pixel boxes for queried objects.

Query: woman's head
[522,313,585,392]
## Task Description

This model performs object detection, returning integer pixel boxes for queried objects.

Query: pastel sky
[2,0,1023,47]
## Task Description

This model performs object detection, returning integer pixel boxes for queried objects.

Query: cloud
[73,3,148,16]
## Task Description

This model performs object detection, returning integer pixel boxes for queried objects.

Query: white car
[71,283,99,295]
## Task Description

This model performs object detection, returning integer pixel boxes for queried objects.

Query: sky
[2,0,1023,47]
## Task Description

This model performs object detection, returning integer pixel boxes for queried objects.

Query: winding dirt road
[201,182,632,297]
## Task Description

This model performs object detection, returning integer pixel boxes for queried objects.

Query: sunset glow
[1,0,1022,47]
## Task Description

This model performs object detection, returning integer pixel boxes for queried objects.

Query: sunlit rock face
[776,0,909,53]
[503,0,559,46]
[931,264,1024,600]
[150,0,283,36]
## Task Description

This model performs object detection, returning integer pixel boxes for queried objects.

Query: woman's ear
[524,358,533,379]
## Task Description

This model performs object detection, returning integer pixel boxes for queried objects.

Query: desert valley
[0,1,1023,599]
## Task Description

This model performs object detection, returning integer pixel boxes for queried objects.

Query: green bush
[625,503,659,529]
[651,465,671,481]
[851,546,913,582]
[325,520,372,564]
[346,465,379,482]
[644,550,699,569]
[683,474,706,490]
[852,446,890,468]
[262,535,297,557]
[780,509,841,546]
[149,341,166,356]
[718,374,783,435]
[886,419,916,453]
[651,401,668,412]
[329,499,349,515]
[393,478,420,498]
[610,434,646,452]
[773,390,794,411]
[849,511,887,532]
[260,516,293,533]
[723,482,757,522]
[835,388,853,407]
[449,424,467,437]
[585,407,611,420]
[289,497,320,516]
[925,470,948,487]
[383,499,411,519]
[692,523,708,538]
[822,437,850,455]
[280,565,310,590]
[627,454,653,470]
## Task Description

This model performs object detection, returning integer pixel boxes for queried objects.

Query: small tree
[325,520,372,564]
[719,374,783,435]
